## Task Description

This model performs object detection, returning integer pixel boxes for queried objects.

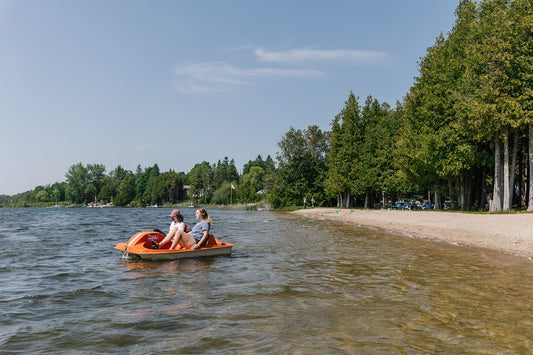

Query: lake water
[1,207,532,353]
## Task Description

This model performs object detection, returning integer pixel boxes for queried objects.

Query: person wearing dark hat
[151,209,185,249]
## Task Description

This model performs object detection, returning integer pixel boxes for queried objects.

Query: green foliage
[398,0,533,211]
[324,92,363,206]
[243,155,275,176]
[240,155,276,202]
[98,184,113,202]
[243,166,265,194]
[324,93,406,208]
[189,161,212,204]
[212,181,233,205]
[270,125,329,208]
[114,174,136,206]
[65,163,89,203]
[358,97,402,202]
[140,169,185,206]
[213,157,239,190]
[136,166,154,203]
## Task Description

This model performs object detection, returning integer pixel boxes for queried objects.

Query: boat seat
[204,234,217,246]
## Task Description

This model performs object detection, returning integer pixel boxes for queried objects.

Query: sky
[0,0,460,196]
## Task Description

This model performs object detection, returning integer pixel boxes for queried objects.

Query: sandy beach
[293,208,533,259]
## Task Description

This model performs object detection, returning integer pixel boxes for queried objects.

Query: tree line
[0,156,276,207]
[400,0,533,212]
[260,0,533,212]
[2,0,532,212]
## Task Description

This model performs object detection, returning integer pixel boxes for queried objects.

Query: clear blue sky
[0,0,459,196]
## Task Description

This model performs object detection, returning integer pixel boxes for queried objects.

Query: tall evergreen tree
[325,92,363,207]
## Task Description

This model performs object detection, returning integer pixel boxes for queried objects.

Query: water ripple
[0,208,531,353]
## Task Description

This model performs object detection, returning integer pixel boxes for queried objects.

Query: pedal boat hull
[115,231,234,261]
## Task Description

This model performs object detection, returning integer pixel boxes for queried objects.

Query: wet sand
[293,208,533,259]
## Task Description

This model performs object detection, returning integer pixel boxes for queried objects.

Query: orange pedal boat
[115,231,234,261]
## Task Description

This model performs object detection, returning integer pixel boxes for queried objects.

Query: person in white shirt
[169,208,212,250]
[152,209,185,249]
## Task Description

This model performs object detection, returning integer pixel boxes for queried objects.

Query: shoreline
[293,208,533,260]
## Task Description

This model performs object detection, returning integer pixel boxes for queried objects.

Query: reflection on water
[118,258,216,278]
[0,207,532,353]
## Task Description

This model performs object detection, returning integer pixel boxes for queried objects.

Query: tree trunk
[521,154,527,209]
[447,177,453,203]
[491,136,503,212]
[364,191,369,209]
[434,190,441,210]
[467,174,472,209]
[458,174,465,210]
[503,127,510,211]
[480,166,486,210]
[508,129,518,209]
[527,124,533,211]
[345,191,351,208]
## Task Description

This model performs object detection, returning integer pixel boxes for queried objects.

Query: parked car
[391,200,432,210]
[391,201,411,210]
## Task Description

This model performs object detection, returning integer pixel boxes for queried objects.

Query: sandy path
[293,208,533,259]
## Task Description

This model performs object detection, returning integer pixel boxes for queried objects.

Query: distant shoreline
[293,208,533,260]
[0,202,269,210]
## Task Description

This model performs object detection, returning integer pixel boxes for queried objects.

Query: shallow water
[1,207,532,353]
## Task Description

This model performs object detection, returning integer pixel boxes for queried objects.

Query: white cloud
[172,61,323,93]
[254,48,388,64]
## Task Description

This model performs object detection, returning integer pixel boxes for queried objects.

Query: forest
[2,0,532,212]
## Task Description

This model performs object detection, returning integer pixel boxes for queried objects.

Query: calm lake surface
[1,207,532,354]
